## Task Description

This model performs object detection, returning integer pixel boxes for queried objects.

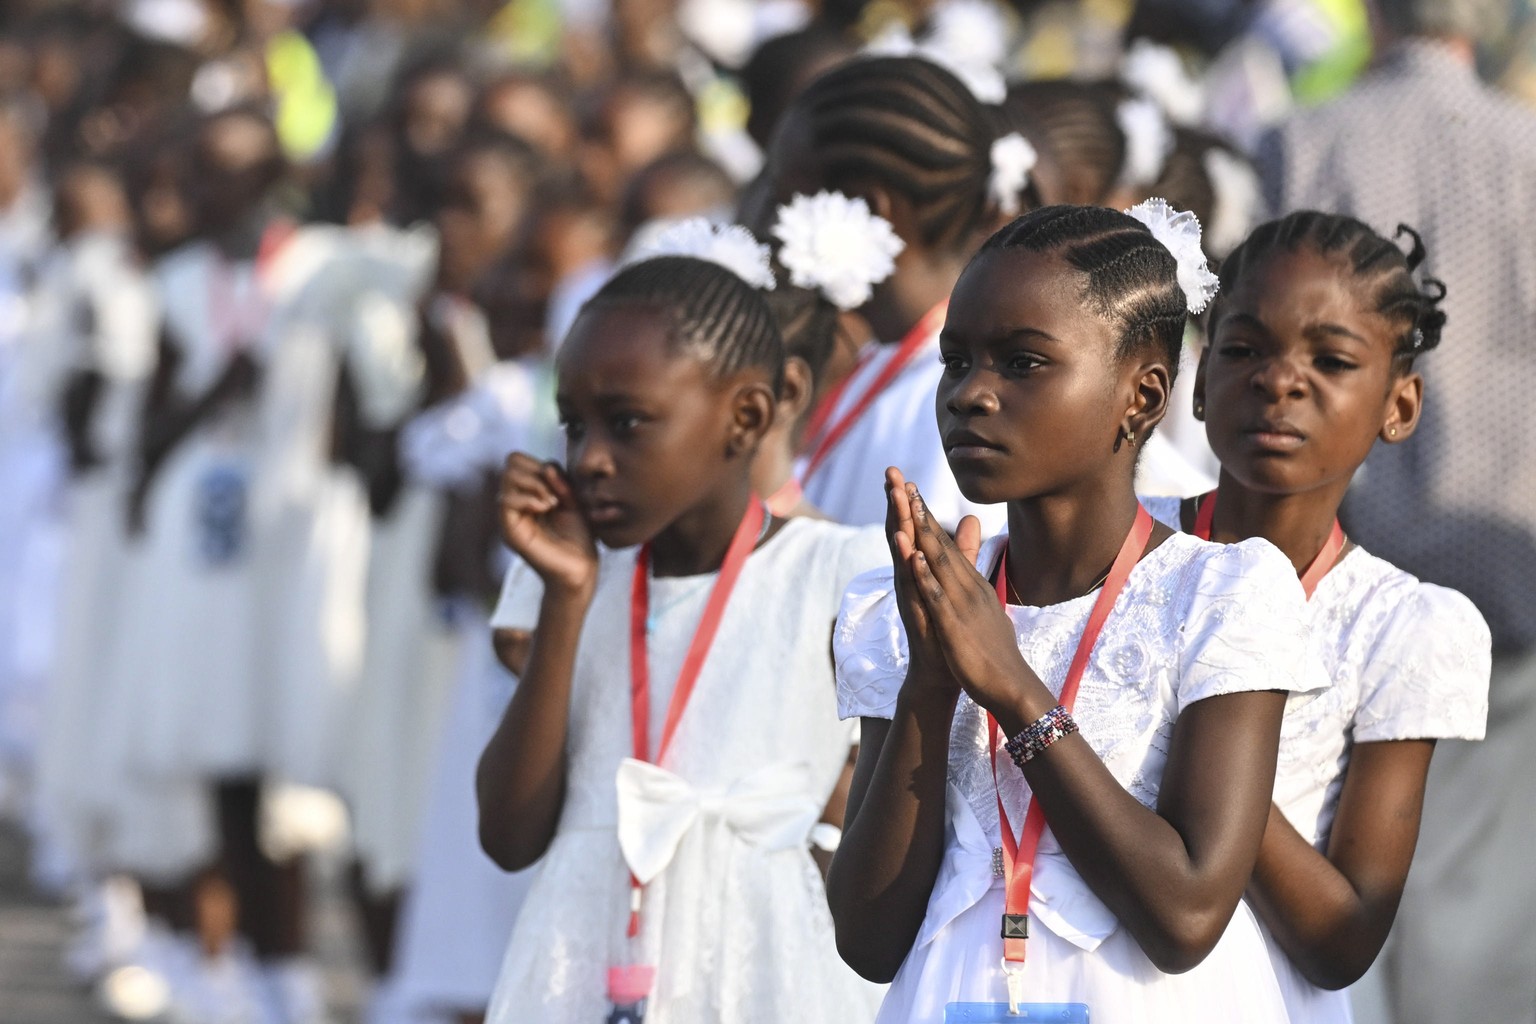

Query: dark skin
[828,247,1288,982]
[477,304,804,871]
[1192,246,1431,990]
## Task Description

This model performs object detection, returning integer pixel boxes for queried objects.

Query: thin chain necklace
[1003,562,1113,606]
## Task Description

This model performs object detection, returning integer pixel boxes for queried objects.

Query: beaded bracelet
[1003,705,1079,768]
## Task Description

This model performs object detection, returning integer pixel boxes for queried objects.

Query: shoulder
[768,517,889,589]
[1341,551,1491,742]
[1140,494,1185,531]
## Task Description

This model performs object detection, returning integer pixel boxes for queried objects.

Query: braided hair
[1212,211,1447,370]
[999,80,1124,207]
[790,56,1000,253]
[578,257,786,391]
[977,205,1188,370]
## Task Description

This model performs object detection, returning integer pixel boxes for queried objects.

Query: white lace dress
[799,327,1006,534]
[1143,497,1492,1024]
[486,518,887,1023]
[834,532,1327,1024]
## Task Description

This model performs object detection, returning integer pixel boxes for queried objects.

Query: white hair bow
[1124,198,1219,314]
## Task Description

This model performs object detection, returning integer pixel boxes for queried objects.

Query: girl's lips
[1244,429,1306,452]
[583,501,628,524]
[946,444,1009,461]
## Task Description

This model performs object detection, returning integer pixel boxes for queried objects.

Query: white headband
[625,218,777,291]
[1124,198,1219,314]
[772,191,904,310]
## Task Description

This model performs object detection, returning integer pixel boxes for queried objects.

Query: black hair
[741,25,855,150]
[977,205,1188,371]
[1147,128,1221,250]
[791,56,999,253]
[618,151,735,242]
[1212,211,1447,369]
[761,284,840,380]
[999,80,1124,208]
[579,256,785,391]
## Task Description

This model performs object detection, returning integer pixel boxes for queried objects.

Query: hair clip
[989,133,1037,217]
[627,218,777,291]
[772,191,905,310]
[1115,97,1174,188]
[1124,198,1219,314]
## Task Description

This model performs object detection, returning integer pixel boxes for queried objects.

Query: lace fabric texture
[486,519,887,1023]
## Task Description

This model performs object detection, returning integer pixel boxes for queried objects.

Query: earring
[1124,428,1136,446]
[1194,399,1205,418]
[1389,425,1399,438]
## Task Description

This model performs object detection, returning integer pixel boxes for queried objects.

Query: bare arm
[904,486,1287,974]
[1247,739,1434,989]
[475,454,598,871]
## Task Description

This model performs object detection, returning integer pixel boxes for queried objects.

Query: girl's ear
[777,355,815,427]
[1124,356,1173,444]
[1382,369,1424,444]
[1192,343,1210,421]
[727,379,779,457]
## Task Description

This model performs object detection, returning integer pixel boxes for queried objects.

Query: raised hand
[498,452,598,598]
[904,484,1043,724]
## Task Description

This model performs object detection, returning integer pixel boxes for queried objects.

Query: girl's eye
[560,418,584,441]
[609,413,643,436]
[939,353,969,375]
[1007,353,1045,373]
[1216,341,1258,359]
[1314,354,1358,372]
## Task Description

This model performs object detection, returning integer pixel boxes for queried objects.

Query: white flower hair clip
[627,217,777,291]
[989,132,1036,217]
[1116,97,1174,187]
[772,191,905,310]
[1120,39,1205,127]
[862,25,1007,104]
[1124,197,1219,314]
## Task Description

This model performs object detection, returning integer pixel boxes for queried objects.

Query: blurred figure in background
[1259,1,1536,1021]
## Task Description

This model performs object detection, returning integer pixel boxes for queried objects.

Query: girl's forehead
[555,305,701,392]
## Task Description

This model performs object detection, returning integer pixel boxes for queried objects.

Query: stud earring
[1389,425,1399,438]
[1124,428,1136,446]
[1194,399,1205,418]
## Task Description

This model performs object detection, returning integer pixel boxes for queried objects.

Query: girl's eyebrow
[1303,322,1369,345]
[940,325,1063,345]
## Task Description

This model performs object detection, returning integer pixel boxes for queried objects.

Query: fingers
[500,452,559,513]
[955,515,983,566]
[885,467,915,555]
[909,548,957,631]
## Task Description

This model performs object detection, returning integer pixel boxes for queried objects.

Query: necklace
[1003,562,1113,606]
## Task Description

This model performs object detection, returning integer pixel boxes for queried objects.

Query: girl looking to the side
[476,233,887,1022]
[1145,211,1490,1022]
[829,203,1326,1022]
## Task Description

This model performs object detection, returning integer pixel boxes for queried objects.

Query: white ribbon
[615,758,823,885]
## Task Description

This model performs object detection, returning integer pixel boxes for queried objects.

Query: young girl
[1143,211,1490,1022]
[477,236,888,1021]
[829,202,1326,1022]
[764,55,1033,532]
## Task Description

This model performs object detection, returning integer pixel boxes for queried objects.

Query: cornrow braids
[1212,211,1448,369]
[792,56,999,253]
[579,256,786,391]
[1000,80,1124,207]
[978,205,1188,371]
[761,284,840,379]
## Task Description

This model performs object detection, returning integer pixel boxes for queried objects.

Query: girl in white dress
[1144,211,1490,1024]
[478,233,888,1023]
[830,203,1325,1024]
[762,56,1035,533]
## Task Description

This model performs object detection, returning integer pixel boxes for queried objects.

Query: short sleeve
[1354,584,1491,743]
[836,524,892,592]
[833,568,908,721]
[1176,538,1327,712]
[489,557,545,632]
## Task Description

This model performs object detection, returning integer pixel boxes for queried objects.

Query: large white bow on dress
[615,758,823,884]
[914,782,1120,952]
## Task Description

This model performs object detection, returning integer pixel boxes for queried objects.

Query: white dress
[834,532,1326,1024]
[485,518,887,1023]
[799,327,1006,534]
[1143,497,1492,1024]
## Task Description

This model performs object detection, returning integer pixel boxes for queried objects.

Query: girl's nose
[1249,356,1307,400]
[944,368,1000,416]
[569,434,615,479]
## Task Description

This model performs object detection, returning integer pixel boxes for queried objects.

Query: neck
[1208,470,1348,574]
[865,251,963,343]
[210,206,275,260]
[751,430,795,503]
[1004,474,1141,606]
[649,477,755,578]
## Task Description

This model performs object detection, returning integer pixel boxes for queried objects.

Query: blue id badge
[944,1003,1089,1023]
[195,461,249,567]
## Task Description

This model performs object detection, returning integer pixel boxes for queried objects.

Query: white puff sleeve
[833,568,909,721]
[489,557,545,632]
[1176,538,1327,711]
[1354,583,1490,743]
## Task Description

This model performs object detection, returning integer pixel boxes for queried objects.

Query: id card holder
[195,460,249,567]
[605,964,655,1024]
[944,1002,1089,1023]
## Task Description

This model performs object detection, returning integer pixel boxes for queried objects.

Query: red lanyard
[624,498,766,934]
[208,220,296,355]
[765,478,802,518]
[798,302,948,484]
[1192,491,1344,599]
[987,505,1155,969]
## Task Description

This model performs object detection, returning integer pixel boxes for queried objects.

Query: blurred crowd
[0,0,1532,1023]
